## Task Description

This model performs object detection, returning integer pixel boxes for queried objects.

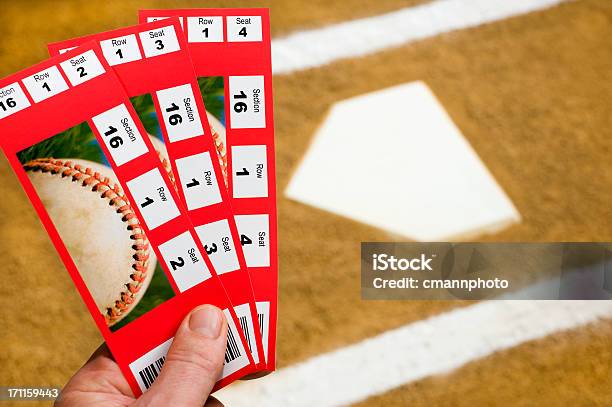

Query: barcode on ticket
[224,325,241,363]
[220,308,251,378]
[256,301,270,362]
[138,356,166,389]
[258,313,265,338]
[239,316,251,352]
[129,309,250,392]
[129,338,173,392]
[232,303,259,364]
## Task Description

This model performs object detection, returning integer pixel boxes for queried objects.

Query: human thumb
[135,305,228,406]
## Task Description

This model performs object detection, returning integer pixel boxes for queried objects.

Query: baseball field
[0,0,611,405]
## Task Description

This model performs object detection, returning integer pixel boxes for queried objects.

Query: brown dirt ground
[354,318,612,407]
[0,0,611,404]
[0,0,429,77]
[274,0,612,366]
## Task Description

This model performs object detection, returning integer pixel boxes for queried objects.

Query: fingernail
[189,305,223,338]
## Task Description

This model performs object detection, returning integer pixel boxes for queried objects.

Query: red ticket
[139,8,279,371]
[0,42,255,395]
[49,18,265,369]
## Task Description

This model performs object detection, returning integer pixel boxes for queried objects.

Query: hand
[55,305,228,407]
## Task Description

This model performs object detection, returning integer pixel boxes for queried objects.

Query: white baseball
[24,158,156,326]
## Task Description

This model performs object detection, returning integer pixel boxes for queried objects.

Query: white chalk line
[217,300,611,406]
[272,0,569,75]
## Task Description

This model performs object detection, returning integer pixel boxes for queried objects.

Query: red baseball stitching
[155,150,176,187]
[212,129,228,187]
[23,158,151,326]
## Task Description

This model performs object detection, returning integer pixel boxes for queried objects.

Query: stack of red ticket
[0,9,277,395]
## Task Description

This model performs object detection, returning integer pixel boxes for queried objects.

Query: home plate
[285,81,520,241]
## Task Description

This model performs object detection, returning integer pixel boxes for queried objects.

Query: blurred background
[1,0,611,405]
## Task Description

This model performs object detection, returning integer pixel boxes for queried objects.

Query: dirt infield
[355,319,612,406]
[273,0,612,366]
[0,0,611,404]
[0,0,428,77]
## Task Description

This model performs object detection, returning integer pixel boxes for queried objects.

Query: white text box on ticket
[156,84,204,142]
[175,152,223,210]
[231,145,268,198]
[233,302,260,364]
[91,104,149,166]
[22,66,69,103]
[129,338,173,393]
[58,47,76,55]
[0,83,30,120]
[146,17,184,29]
[187,17,224,42]
[139,26,181,58]
[195,219,240,275]
[221,308,250,377]
[235,214,270,267]
[100,34,143,66]
[59,50,106,86]
[126,168,181,230]
[146,17,169,22]
[158,231,211,292]
[228,76,266,129]
[226,16,263,42]
[256,301,270,361]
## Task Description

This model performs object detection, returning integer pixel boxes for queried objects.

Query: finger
[58,343,134,405]
[136,305,228,406]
